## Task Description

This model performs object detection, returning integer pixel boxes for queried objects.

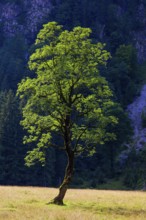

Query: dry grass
[0,186,146,220]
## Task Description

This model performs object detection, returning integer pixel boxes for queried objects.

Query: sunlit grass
[0,186,146,219]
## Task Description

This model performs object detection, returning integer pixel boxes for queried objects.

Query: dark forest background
[1,0,146,189]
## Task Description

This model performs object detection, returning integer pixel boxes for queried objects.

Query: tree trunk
[50,150,74,205]
[49,114,73,205]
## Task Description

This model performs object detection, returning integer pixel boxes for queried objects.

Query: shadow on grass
[68,202,146,217]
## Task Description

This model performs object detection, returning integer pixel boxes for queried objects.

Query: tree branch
[73,126,87,152]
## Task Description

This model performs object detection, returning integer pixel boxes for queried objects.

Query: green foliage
[17,22,117,166]
[123,147,146,189]
[99,103,133,178]
[104,44,139,107]
[0,90,55,186]
[0,91,24,184]
[72,104,133,187]
[0,36,27,90]
[137,61,146,86]
[141,110,146,128]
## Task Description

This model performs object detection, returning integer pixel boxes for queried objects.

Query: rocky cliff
[0,0,52,40]
[0,0,146,62]
[127,85,146,150]
[133,2,146,62]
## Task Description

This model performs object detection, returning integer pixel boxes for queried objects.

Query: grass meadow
[0,186,146,220]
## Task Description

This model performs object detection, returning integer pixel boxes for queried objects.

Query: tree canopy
[18,22,117,163]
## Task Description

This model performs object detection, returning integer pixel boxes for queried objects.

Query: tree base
[47,197,64,206]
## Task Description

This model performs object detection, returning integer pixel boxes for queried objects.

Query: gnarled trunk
[49,114,74,205]
[50,150,74,205]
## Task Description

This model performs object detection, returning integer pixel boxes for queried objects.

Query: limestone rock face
[1,0,146,62]
[133,2,146,63]
[134,31,146,63]
[0,3,22,37]
[24,0,52,38]
[127,85,146,150]
[0,0,52,39]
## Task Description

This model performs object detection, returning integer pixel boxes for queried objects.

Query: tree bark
[50,150,74,205]
[49,114,74,205]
